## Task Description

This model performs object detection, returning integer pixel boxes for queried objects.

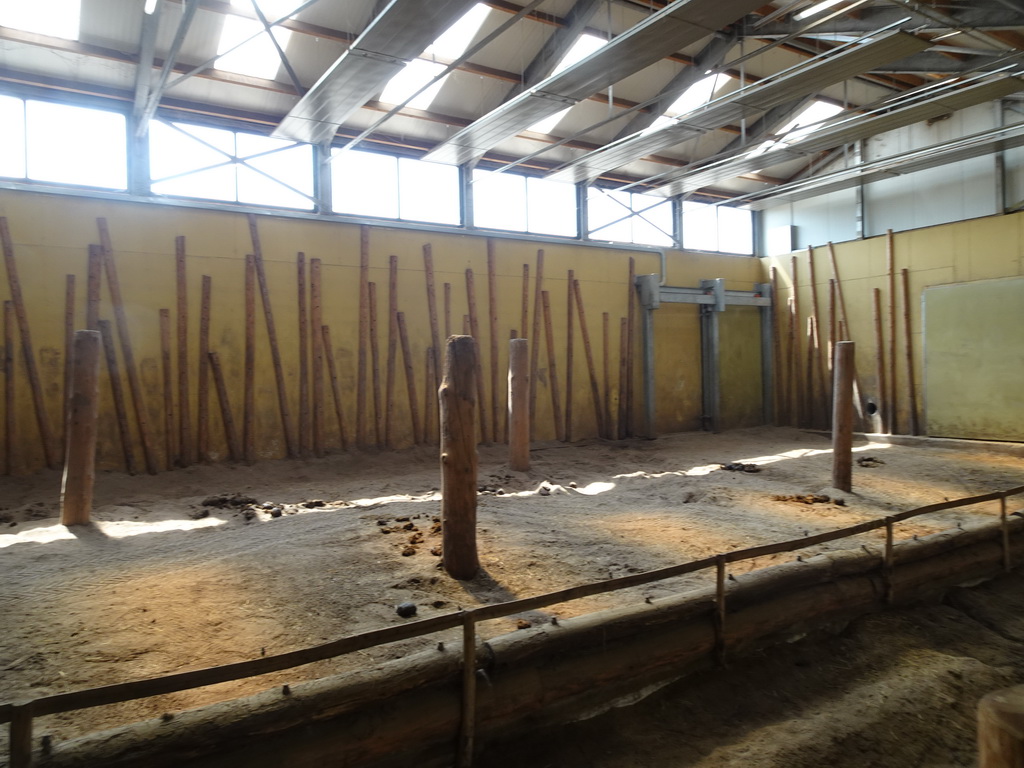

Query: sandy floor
[1,426,1022,762]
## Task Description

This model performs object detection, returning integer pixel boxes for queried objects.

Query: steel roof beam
[504,0,603,102]
[613,30,738,140]
[546,29,932,183]
[424,0,767,166]
[273,0,479,145]
[751,7,1024,37]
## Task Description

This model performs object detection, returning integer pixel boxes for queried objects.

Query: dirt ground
[1,426,1022,764]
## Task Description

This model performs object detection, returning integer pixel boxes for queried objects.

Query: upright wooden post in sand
[440,335,479,580]
[832,341,855,493]
[508,338,529,471]
[979,685,1024,767]
[61,330,101,526]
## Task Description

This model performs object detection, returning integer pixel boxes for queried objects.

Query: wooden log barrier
[60,330,102,526]
[508,338,529,472]
[832,340,855,492]
[440,335,480,580]
[979,685,1024,768]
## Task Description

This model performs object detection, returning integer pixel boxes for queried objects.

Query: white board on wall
[924,276,1024,441]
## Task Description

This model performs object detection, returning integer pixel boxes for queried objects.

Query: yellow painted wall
[764,211,1024,437]
[0,188,764,475]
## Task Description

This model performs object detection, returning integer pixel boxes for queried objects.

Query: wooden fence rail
[5,483,1024,767]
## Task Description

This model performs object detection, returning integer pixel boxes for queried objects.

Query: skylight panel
[527,34,609,134]
[0,0,81,40]
[641,72,730,134]
[378,3,490,111]
[215,0,297,80]
[748,99,845,157]
[794,0,844,21]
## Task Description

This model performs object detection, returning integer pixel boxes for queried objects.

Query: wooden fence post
[832,341,855,493]
[979,685,1024,767]
[441,335,479,580]
[61,330,101,525]
[508,338,529,471]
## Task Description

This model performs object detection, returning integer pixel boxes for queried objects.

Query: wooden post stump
[979,685,1024,767]
[508,338,529,471]
[441,335,479,580]
[60,330,101,526]
[832,340,855,493]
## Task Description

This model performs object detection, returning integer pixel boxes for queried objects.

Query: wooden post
[519,263,529,340]
[208,351,241,462]
[832,341,855,493]
[86,243,102,331]
[386,255,399,449]
[243,254,256,464]
[444,281,452,340]
[297,253,310,458]
[602,311,612,439]
[901,268,920,436]
[979,685,1024,767]
[872,287,886,433]
[369,281,383,448]
[4,301,14,475]
[310,258,324,457]
[573,279,605,439]
[565,268,575,442]
[625,256,635,438]
[321,325,349,450]
[791,255,803,426]
[2,217,58,469]
[159,308,175,470]
[541,290,563,442]
[64,274,75,446]
[397,311,422,445]
[196,275,211,462]
[464,268,488,444]
[175,236,193,466]
[486,240,501,442]
[618,317,628,438]
[99,319,137,475]
[60,330,101,526]
[440,335,480,580]
[508,338,529,471]
[97,218,158,475]
[886,229,897,434]
[528,250,544,439]
[786,297,796,426]
[423,243,442,390]
[357,226,370,448]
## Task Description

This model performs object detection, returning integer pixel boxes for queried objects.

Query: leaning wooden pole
[99,319,137,475]
[369,281,384,448]
[440,335,480,580]
[397,311,422,445]
[357,226,370,448]
[873,287,887,434]
[60,330,101,526]
[297,253,310,458]
[465,268,488,444]
[208,350,241,462]
[573,279,606,439]
[423,243,442,391]
[175,236,193,466]
[63,274,76,446]
[196,275,211,462]
[4,301,14,476]
[625,256,636,437]
[159,308,175,471]
[790,256,804,426]
[508,337,529,471]
[486,240,501,442]
[832,341,855,493]
[541,290,564,442]
[321,325,349,451]
[98,218,158,475]
[385,255,399,449]
[310,258,325,457]
[564,269,575,442]
[901,268,920,436]
[1,217,58,469]
[886,229,897,434]
[243,254,256,465]
[528,250,544,439]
